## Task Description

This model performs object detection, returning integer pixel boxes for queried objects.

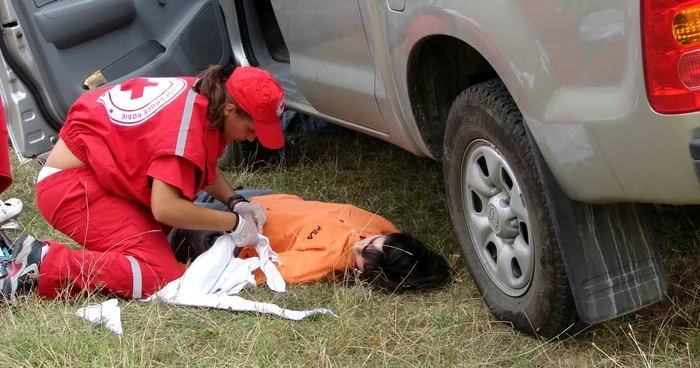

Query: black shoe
[0,234,43,302]
[0,230,12,259]
[279,136,310,165]
[220,136,310,170]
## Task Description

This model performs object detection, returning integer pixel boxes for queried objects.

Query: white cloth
[75,299,123,335]
[36,166,62,183]
[76,234,337,335]
[146,233,336,319]
[255,234,285,292]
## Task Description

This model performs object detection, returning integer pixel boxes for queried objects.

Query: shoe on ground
[0,234,43,302]
[0,198,23,224]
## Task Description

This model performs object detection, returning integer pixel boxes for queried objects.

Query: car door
[269,0,389,134]
[0,0,231,161]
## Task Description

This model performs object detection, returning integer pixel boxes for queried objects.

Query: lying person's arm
[203,167,268,232]
[241,245,348,285]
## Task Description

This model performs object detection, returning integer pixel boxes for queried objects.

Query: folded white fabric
[145,233,336,319]
[75,298,123,335]
[254,234,285,292]
[77,233,337,335]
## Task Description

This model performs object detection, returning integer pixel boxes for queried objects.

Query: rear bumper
[528,109,700,205]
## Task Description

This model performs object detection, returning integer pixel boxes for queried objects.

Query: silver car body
[264,0,700,206]
[2,0,699,206]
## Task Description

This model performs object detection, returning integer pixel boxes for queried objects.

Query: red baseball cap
[226,66,286,149]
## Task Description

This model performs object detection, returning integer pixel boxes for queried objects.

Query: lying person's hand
[233,201,267,233]
[227,214,259,247]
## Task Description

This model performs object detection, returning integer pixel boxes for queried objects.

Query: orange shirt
[236,194,398,285]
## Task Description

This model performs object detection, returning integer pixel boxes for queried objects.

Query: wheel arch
[406,35,497,161]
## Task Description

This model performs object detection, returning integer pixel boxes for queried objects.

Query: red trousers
[35,167,183,299]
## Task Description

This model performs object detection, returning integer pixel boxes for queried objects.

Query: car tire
[443,79,580,338]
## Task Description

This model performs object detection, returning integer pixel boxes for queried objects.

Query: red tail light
[642,0,700,114]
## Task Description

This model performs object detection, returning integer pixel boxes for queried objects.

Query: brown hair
[192,64,251,131]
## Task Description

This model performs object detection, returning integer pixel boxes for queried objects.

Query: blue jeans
[191,189,279,211]
[166,189,279,246]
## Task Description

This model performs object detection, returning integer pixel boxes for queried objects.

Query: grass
[0,129,698,367]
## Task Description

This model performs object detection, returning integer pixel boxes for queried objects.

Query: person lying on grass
[169,190,452,291]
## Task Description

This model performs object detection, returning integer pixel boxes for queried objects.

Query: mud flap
[525,128,668,325]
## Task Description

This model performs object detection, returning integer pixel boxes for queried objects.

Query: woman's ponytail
[193,63,248,131]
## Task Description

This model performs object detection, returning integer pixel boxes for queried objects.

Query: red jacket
[59,77,227,207]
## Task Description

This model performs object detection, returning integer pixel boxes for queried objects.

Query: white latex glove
[227,215,258,247]
[233,201,267,233]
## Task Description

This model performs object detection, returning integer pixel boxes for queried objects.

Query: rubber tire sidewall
[443,81,568,337]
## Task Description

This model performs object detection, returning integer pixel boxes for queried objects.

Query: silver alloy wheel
[462,139,533,297]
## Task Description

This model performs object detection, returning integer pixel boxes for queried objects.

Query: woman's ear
[223,103,237,117]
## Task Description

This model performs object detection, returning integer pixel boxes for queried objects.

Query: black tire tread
[444,79,580,338]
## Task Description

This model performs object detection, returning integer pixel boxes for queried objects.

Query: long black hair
[359,233,452,292]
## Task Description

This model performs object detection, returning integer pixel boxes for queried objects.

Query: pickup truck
[0,0,696,339]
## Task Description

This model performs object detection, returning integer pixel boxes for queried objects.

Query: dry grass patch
[0,131,697,367]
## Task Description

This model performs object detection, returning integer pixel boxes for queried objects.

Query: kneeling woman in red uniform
[0,65,286,302]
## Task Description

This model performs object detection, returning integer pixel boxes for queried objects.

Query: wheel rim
[461,139,533,297]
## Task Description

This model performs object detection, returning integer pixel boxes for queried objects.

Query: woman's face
[222,104,256,142]
[352,235,386,272]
